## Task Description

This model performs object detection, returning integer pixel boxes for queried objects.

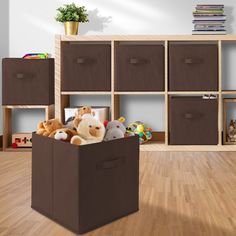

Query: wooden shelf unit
[55,35,236,151]
[2,105,54,152]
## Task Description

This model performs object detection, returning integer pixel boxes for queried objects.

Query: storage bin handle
[129,58,147,64]
[184,58,203,64]
[16,73,24,79]
[97,158,123,170]
[76,57,95,64]
[184,113,194,119]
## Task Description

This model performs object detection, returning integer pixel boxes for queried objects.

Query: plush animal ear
[37,121,45,129]
[104,120,109,127]
[73,117,82,128]
[118,117,125,123]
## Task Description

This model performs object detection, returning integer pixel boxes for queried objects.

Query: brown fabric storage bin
[169,96,218,145]
[169,43,218,91]
[61,42,111,91]
[32,133,139,234]
[2,58,54,105]
[115,44,165,91]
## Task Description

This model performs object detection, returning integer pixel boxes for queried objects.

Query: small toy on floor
[103,117,126,141]
[227,120,236,143]
[127,121,152,144]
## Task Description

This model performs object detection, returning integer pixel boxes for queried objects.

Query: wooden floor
[0,152,236,236]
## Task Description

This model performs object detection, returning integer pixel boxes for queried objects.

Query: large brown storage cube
[2,58,54,105]
[32,133,139,234]
[169,43,218,91]
[169,96,218,145]
[115,44,165,91]
[61,43,111,91]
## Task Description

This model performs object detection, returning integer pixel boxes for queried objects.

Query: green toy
[127,121,152,144]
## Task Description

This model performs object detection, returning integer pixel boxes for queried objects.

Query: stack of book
[192,4,226,35]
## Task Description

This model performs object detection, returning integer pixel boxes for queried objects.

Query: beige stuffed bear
[71,117,105,145]
[36,118,63,136]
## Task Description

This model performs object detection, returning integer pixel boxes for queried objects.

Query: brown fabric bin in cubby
[2,58,54,105]
[31,133,139,234]
[169,96,218,145]
[169,43,218,91]
[115,44,165,91]
[61,43,111,92]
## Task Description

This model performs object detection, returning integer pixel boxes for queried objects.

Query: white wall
[0,0,9,134]
[5,0,236,132]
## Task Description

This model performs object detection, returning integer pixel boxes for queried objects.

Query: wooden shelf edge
[222,91,236,95]
[168,91,219,95]
[59,34,236,42]
[3,105,54,109]
[114,92,165,95]
[61,91,112,95]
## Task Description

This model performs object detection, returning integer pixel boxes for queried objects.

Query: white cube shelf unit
[55,35,236,151]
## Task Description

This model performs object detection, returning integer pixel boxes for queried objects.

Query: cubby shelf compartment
[55,35,236,151]
[223,98,236,145]
[2,105,54,152]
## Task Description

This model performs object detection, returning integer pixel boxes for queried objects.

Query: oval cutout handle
[76,57,95,64]
[129,58,147,64]
[77,58,86,64]
[184,58,203,64]
[97,158,123,170]
[184,113,194,119]
[16,73,24,79]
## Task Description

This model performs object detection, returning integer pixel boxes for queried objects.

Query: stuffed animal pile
[227,120,236,142]
[36,106,129,146]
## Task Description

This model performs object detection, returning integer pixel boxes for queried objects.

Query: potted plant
[55,3,89,35]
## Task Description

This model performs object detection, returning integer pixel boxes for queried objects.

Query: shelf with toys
[3,105,54,152]
[55,35,236,151]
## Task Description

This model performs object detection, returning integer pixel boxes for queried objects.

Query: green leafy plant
[55,3,89,23]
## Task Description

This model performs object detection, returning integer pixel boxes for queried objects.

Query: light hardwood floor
[0,151,236,236]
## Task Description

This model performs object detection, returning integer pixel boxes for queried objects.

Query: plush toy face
[104,128,124,141]
[104,120,126,141]
[49,128,76,142]
[74,117,105,141]
[43,118,63,133]
[106,120,126,134]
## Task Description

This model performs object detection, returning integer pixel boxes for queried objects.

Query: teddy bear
[49,128,77,142]
[103,117,126,141]
[75,106,95,119]
[70,117,105,145]
[36,118,63,136]
[65,106,95,128]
